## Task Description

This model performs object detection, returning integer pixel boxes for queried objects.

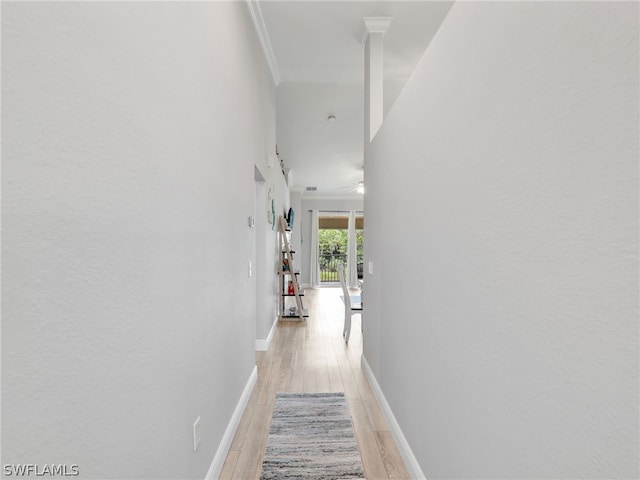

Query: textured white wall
[289,191,304,272]
[364,2,639,479]
[2,2,277,478]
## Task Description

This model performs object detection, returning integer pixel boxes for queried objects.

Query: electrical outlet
[193,417,201,452]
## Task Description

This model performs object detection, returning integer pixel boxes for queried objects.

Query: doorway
[317,212,363,286]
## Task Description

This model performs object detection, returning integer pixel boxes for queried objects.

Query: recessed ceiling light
[328,115,336,122]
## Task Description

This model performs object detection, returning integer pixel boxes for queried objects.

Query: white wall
[2,2,279,478]
[364,2,638,479]
[289,191,303,256]
[298,197,364,286]
[254,165,290,347]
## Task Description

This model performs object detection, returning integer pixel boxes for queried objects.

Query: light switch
[368,261,374,275]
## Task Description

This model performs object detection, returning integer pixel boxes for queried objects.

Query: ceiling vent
[306,186,317,192]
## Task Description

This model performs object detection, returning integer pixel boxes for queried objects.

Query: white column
[363,17,393,142]
[347,210,358,288]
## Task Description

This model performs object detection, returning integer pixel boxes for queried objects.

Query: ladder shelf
[278,215,307,321]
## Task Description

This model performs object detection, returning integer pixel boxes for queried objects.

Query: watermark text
[3,464,79,477]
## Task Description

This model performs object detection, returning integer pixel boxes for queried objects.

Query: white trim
[205,366,258,480]
[255,315,278,351]
[361,355,426,480]
[245,0,281,86]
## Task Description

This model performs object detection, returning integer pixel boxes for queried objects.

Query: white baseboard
[361,355,427,480]
[255,315,278,351]
[205,365,258,480]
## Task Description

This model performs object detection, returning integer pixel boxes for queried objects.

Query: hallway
[220,288,409,480]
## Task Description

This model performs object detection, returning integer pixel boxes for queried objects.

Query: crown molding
[246,0,282,86]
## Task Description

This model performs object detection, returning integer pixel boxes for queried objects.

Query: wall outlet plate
[193,417,201,452]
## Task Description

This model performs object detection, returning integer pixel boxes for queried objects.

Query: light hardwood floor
[220,287,410,480]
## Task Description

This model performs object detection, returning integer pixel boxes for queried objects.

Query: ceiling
[255,1,454,197]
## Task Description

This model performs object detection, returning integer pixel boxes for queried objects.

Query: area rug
[260,392,365,480]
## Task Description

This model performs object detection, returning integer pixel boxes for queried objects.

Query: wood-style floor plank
[376,430,410,480]
[218,450,239,480]
[220,287,410,480]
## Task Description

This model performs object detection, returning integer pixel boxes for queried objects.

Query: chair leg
[344,311,352,343]
[342,307,348,337]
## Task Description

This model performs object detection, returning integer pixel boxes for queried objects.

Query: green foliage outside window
[318,229,363,255]
[318,229,364,281]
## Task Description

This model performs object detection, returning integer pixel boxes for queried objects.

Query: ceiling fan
[338,180,365,194]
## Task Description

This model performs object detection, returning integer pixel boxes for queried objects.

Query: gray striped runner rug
[260,392,365,480]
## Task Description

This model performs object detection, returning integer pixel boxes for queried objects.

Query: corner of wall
[205,366,258,480]
[255,314,278,351]
[360,355,426,480]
